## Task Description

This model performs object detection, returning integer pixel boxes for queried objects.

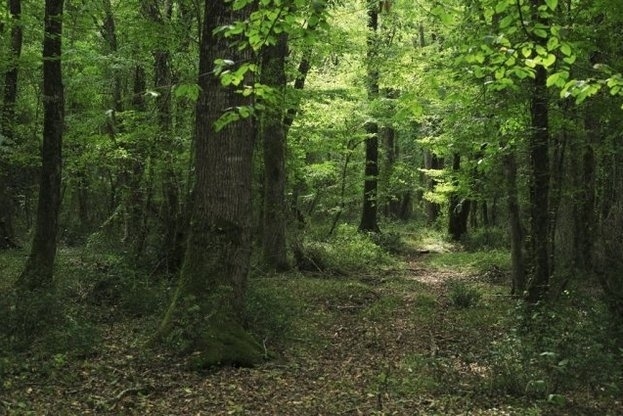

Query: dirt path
[0,255,607,415]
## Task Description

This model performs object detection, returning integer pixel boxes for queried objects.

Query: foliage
[489,298,623,399]
[461,227,510,251]
[294,224,396,275]
[422,249,510,274]
[448,281,482,308]
[244,278,306,344]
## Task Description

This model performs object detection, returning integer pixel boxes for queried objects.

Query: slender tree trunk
[100,0,122,113]
[18,0,64,290]
[260,33,289,271]
[0,0,23,249]
[359,1,380,233]
[503,152,526,296]
[448,154,470,241]
[423,150,441,224]
[575,111,597,271]
[382,122,403,219]
[153,0,262,368]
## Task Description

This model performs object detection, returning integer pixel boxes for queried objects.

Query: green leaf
[563,55,576,65]
[542,53,556,68]
[432,5,453,26]
[545,0,558,10]
[521,46,532,58]
[533,28,548,38]
[560,43,572,56]
[546,71,568,88]
[495,0,509,13]
[547,37,559,51]
[499,15,514,29]
[173,84,201,101]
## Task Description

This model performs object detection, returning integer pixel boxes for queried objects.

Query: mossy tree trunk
[17,0,64,289]
[153,0,263,368]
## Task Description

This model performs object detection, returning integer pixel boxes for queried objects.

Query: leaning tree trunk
[153,0,262,368]
[0,0,23,249]
[260,33,289,271]
[359,1,380,233]
[17,0,64,290]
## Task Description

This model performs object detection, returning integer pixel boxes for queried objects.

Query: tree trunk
[503,152,526,296]
[526,64,551,303]
[573,101,598,272]
[260,33,289,271]
[423,150,441,224]
[17,0,64,290]
[0,0,23,249]
[359,2,380,233]
[448,154,470,241]
[153,0,262,368]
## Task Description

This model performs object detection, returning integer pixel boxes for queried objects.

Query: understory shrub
[488,298,623,399]
[294,224,395,275]
[244,280,303,344]
[461,227,509,252]
[0,288,99,357]
[448,281,481,308]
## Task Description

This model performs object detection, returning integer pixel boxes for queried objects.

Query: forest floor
[1,239,621,415]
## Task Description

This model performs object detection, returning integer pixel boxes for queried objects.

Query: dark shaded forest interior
[1,0,623,414]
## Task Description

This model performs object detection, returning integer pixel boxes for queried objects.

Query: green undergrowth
[422,249,510,274]
[1,231,622,414]
[294,224,399,275]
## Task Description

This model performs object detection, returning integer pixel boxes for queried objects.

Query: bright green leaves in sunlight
[456,0,582,93]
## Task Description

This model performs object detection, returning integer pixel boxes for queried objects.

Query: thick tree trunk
[18,0,64,289]
[0,0,23,249]
[260,34,289,271]
[359,3,380,233]
[154,0,262,368]
[526,63,550,303]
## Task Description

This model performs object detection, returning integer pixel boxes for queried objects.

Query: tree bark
[448,154,470,241]
[359,2,380,233]
[260,33,289,271]
[0,0,23,249]
[17,0,64,289]
[503,152,526,296]
[526,64,551,303]
[423,150,441,224]
[153,0,262,368]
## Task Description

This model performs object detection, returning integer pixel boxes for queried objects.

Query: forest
[1,0,623,414]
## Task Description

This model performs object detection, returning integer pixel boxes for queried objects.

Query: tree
[153,0,263,368]
[17,0,65,290]
[260,32,289,271]
[359,0,381,233]
[0,0,23,249]
[525,0,551,303]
